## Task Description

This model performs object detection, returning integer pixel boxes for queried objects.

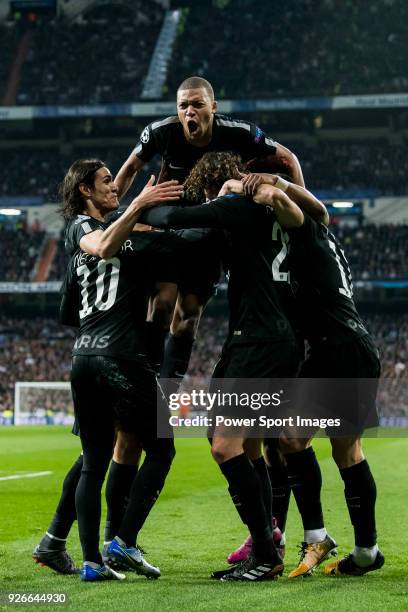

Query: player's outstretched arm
[115,151,145,199]
[80,176,183,259]
[253,184,304,229]
[241,173,329,226]
[275,143,305,187]
[247,143,305,188]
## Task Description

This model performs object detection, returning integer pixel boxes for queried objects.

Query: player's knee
[152,298,174,327]
[173,316,198,338]
[211,440,240,464]
[279,435,308,454]
[331,438,364,469]
[114,431,142,465]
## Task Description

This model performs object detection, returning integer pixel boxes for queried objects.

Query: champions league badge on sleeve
[254,126,263,143]
[141,126,150,143]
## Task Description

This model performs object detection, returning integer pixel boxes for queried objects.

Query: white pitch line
[0,471,52,482]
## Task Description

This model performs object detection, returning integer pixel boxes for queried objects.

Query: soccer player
[222,173,384,578]
[34,160,182,580]
[140,151,308,581]
[115,75,305,388]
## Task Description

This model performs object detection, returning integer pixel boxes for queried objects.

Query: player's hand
[252,184,281,207]
[241,171,278,189]
[218,179,243,197]
[239,172,264,196]
[132,175,184,208]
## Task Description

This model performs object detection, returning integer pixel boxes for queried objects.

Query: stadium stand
[334,224,408,280]
[3,141,408,200]
[0,316,74,412]
[166,0,408,99]
[41,223,408,283]
[2,2,164,106]
[0,22,22,105]
[0,223,45,282]
[291,141,408,197]
[1,1,406,105]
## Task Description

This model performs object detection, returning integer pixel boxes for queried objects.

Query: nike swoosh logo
[169,164,185,170]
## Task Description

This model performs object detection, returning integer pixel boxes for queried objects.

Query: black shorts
[213,340,301,379]
[71,355,172,443]
[148,250,181,287]
[208,340,302,438]
[296,334,381,434]
[175,230,222,301]
[145,231,183,286]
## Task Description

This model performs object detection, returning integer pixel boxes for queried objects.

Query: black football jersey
[289,214,369,345]
[60,213,188,333]
[67,241,150,360]
[141,195,296,344]
[64,211,191,258]
[134,113,277,184]
[64,214,110,257]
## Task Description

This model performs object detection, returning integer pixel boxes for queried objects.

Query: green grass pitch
[0,427,407,611]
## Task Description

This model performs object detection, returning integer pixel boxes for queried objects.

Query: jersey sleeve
[133,122,161,163]
[64,216,103,255]
[139,195,249,230]
[252,124,277,156]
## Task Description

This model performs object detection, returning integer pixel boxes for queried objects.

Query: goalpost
[14,382,74,426]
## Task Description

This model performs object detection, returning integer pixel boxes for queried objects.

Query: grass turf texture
[0,428,407,612]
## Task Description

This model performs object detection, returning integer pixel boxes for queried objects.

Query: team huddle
[33,77,384,583]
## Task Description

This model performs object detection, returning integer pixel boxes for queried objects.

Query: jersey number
[77,258,120,319]
[272,221,290,282]
[328,239,353,298]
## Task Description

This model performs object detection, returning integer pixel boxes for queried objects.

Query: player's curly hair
[60,159,106,219]
[184,151,244,201]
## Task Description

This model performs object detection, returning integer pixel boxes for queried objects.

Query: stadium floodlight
[14,382,74,426]
[0,208,22,215]
[332,202,354,208]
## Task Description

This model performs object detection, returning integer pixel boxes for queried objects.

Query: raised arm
[253,184,304,228]
[115,151,145,200]
[80,176,183,259]
[275,143,305,188]
[240,173,329,226]
[219,179,303,229]
[246,143,305,188]
[139,200,224,230]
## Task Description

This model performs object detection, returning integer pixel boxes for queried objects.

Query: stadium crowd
[333,224,408,280]
[167,0,408,99]
[0,223,45,282]
[0,316,74,414]
[0,147,160,202]
[0,312,407,417]
[9,3,164,106]
[39,223,408,283]
[1,0,406,106]
[2,141,408,201]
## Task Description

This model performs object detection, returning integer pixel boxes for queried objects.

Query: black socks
[39,454,83,550]
[285,447,324,531]
[104,461,139,542]
[220,454,279,563]
[117,440,175,548]
[340,460,377,548]
[264,442,291,533]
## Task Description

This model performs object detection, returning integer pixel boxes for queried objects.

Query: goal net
[14,382,74,426]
